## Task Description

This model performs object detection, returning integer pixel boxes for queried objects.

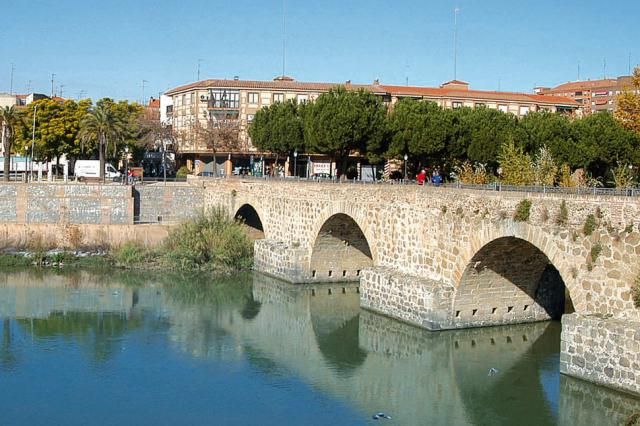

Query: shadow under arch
[453,236,574,327]
[235,203,265,240]
[309,213,373,281]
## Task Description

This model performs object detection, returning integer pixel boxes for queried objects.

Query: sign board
[313,162,331,176]
[130,167,144,178]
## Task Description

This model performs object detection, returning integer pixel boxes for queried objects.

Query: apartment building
[165,76,579,165]
[536,75,636,115]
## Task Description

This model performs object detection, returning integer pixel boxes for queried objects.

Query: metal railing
[197,175,640,197]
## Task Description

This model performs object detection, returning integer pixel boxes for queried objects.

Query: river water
[0,269,638,426]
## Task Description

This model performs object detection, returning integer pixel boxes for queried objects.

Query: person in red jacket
[416,169,427,185]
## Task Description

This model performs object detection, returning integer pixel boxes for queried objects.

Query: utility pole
[59,84,65,99]
[9,64,14,95]
[453,7,461,80]
[51,73,56,97]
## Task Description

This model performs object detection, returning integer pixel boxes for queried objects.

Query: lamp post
[124,145,129,185]
[30,105,37,181]
[403,153,408,182]
[293,149,298,178]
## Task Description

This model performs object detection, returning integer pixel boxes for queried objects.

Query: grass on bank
[0,209,254,274]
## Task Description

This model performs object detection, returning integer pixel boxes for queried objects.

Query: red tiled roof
[148,98,160,108]
[15,94,28,100]
[166,78,578,107]
[441,79,469,86]
[380,85,579,106]
[544,79,617,93]
[166,78,380,95]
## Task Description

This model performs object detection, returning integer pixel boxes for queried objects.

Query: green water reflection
[0,268,638,425]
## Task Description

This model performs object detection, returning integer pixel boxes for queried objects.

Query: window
[207,89,240,109]
[452,101,463,108]
[297,94,309,104]
[498,104,508,113]
[475,103,486,108]
[248,92,259,104]
[273,93,285,103]
[519,105,530,115]
[247,114,255,122]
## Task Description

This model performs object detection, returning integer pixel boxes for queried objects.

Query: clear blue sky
[1,0,638,102]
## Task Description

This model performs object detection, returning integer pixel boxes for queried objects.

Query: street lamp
[403,153,408,181]
[30,104,37,181]
[293,150,298,178]
[124,146,129,185]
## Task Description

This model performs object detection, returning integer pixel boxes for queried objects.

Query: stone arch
[309,210,375,282]
[234,203,265,240]
[450,222,583,312]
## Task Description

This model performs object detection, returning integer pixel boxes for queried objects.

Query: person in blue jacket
[431,170,443,186]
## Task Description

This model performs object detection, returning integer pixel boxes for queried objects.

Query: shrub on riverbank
[161,208,254,272]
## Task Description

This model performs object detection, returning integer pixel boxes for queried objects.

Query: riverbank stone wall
[561,313,640,397]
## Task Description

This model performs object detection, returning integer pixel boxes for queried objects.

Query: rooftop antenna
[281,0,286,78]
[405,59,410,86]
[197,59,203,81]
[59,84,65,98]
[26,80,32,93]
[603,58,607,79]
[9,63,14,95]
[577,61,580,81]
[142,79,148,104]
[453,6,461,80]
[51,73,56,97]
[629,53,632,75]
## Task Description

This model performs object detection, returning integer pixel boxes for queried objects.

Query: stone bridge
[203,179,640,332]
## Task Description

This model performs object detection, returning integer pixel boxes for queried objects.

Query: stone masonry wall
[0,183,133,225]
[561,313,640,396]
[134,184,204,223]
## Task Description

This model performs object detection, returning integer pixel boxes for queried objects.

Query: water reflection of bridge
[164,273,640,426]
[1,270,639,425]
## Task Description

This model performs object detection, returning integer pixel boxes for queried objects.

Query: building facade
[165,76,579,165]
[537,75,637,115]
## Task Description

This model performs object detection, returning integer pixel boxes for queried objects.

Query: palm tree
[0,106,21,182]
[78,102,125,180]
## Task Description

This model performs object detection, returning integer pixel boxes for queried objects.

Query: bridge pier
[360,267,455,330]
[254,239,310,283]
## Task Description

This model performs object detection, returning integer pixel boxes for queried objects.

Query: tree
[461,106,518,166]
[615,67,640,135]
[517,111,574,164]
[249,100,304,174]
[386,99,451,165]
[497,139,535,185]
[78,102,126,180]
[0,106,22,181]
[304,87,386,177]
[14,99,91,174]
[197,110,241,176]
[571,112,640,178]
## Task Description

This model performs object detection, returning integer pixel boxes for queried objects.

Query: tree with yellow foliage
[615,67,640,135]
